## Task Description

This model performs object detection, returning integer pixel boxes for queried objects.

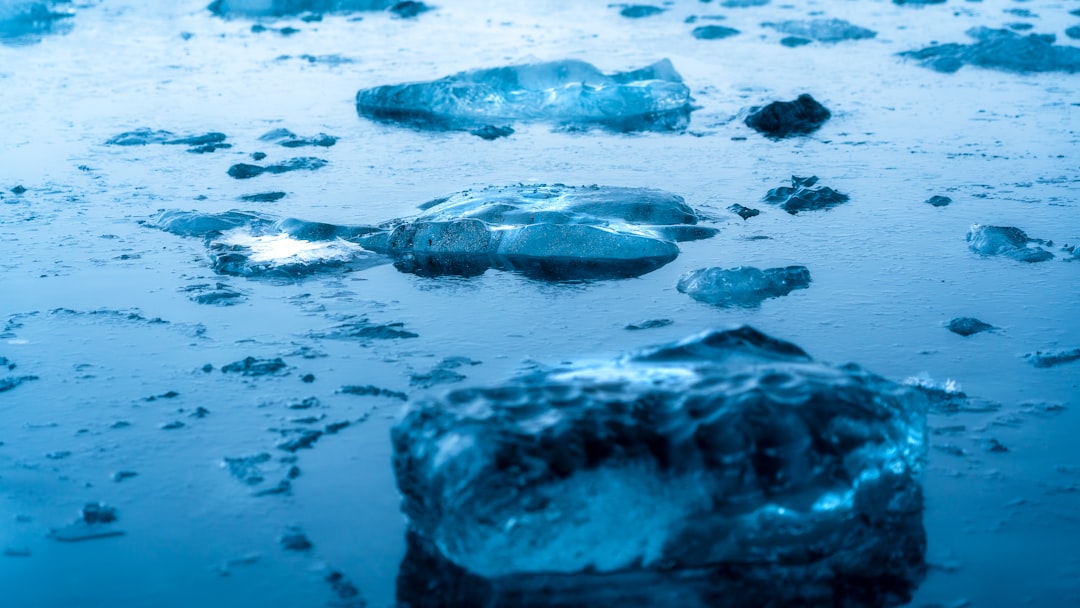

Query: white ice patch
[217,230,364,266]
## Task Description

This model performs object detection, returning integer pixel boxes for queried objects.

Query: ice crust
[392,327,927,605]
[356,59,693,132]
[901,27,1080,73]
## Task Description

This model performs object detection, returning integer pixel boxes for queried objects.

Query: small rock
[925,195,952,207]
[300,373,316,383]
[946,317,995,337]
[389,1,431,18]
[111,471,138,482]
[280,527,313,552]
[764,176,848,214]
[222,357,288,377]
[728,203,760,220]
[986,439,1009,453]
[746,94,831,138]
[469,125,514,140]
[11,185,27,195]
[160,421,185,430]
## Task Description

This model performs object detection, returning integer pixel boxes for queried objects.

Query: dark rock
[946,317,994,337]
[301,373,316,383]
[280,527,313,551]
[1023,349,1080,369]
[11,185,27,194]
[727,203,760,219]
[763,176,848,214]
[679,265,811,307]
[389,1,431,18]
[620,5,665,18]
[251,151,267,161]
[745,94,831,138]
[987,439,1009,453]
[469,125,514,140]
[339,385,408,401]
[925,195,952,207]
[222,357,288,376]
[227,157,328,179]
[692,25,739,40]
[240,191,287,203]
[625,318,673,330]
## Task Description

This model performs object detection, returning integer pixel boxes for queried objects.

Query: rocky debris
[258,128,338,148]
[1023,349,1080,369]
[692,25,739,40]
[339,385,408,401]
[946,317,995,337]
[764,176,849,214]
[227,157,328,180]
[221,357,288,376]
[678,265,811,307]
[966,225,1054,263]
[727,203,760,219]
[763,18,876,42]
[624,318,673,331]
[111,471,138,482]
[745,94,830,138]
[901,27,1080,73]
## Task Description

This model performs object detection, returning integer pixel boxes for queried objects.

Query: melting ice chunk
[362,184,716,280]
[678,265,811,307]
[762,18,876,42]
[901,27,1080,73]
[355,59,694,133]
[0,0,73,41]
[392,327,928,606]
[966,224,1054,263]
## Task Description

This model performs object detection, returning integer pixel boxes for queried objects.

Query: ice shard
[392,327,928,607]
[355,59,694,133]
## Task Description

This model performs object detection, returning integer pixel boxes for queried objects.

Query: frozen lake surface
[1,0,1078,606]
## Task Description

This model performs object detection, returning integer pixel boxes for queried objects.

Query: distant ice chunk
[745,93,830,138]
[678,265,811,307]
[1023,349,1080,369]
[208,0,393,17]
[901,27,1080,73]
[692,25,739,40]
[355,59,694,133]
[393,327,927,606]
[946,317,994,337]
[362,184,716,280]
[966,224,1054,263]
[619,5,665,19]
[763,18,876,42]
[764,175,849,214]
[0,0,73,42]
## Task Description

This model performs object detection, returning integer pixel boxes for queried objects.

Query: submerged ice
[361,184,716,280]
[355,59,693,133]
[678,265,811,307]
[392,327,927,605]
[901,27,1080,74]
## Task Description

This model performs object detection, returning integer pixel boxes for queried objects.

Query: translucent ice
[678,265,811,307]
[764,175,849,214]
[392,327,927,606]
[901,27,1080,74]
[207,0,393,17]
[966,224,1054,263]
[763,18,876,43]
[361,184,716,280]
[355,59,693,133]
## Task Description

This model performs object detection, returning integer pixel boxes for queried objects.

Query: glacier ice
[764,175,849,214]
[361,184,716,280]
[0,0,73,41]
[901,27,1080,74]
[392,327,927,606]
[966,224,1054,263]
[763,18,876,43]
[678,265,811,307]
[355,59,694,133]
[207,0,393,17]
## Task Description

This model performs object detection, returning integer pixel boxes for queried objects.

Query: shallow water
[1,0,1078,606]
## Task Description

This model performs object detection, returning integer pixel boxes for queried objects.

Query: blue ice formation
[762,18,876,43]
[355,59,694,133]
[207,0,392,17]
[678,265,811,307]
[966,224,1054,263]
[0,0,73,41]
[360,184,717,280]
[392,327,927,606]
[901,27,1080,73]
[149,210,385,278]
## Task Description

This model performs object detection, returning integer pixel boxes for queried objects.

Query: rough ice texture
[360,184,716,280]
[356,59,693,133]
[763,18,876,42]
[207,0,393,17]
[392,327,927,607]
[966,224,1054,263]
[678,266,811,307]
[764,176,849,214]
[745,94,830,138]
[901,27,1080,73]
